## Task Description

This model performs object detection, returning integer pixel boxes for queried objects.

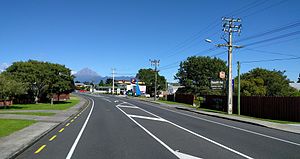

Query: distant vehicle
[141,94,150,98]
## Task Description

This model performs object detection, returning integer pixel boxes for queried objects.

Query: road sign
[211,80,224,90]
[219,71,226,79]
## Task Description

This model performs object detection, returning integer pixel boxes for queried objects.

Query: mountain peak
[75,68,100,77]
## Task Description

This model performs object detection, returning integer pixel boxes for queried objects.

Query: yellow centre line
[49,135,57,141]
[59,128,65,133]
[71,119,74,122]
[74,116,77,119]
[35,145,46,154]
[66,123,70,127]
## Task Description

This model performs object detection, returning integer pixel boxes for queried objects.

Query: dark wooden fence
[167,94,194,105]
[203,95,300,122]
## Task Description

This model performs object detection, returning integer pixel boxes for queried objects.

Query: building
[168,84,185,94]
[93,79,147,95]
[289,83,300,91]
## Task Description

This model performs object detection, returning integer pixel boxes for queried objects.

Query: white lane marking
[117,105,139,109]
[119,102,253,159]
[128,114,167,122]
[114,100,119,103]
[102,98,112,103]
[145,103,300,147]
[66,97,94,159]
[174,151,203,159]
[122,101,135,106]
[116,104,202,159]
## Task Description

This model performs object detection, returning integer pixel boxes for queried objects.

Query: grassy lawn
[0,112,55,116]
[0,96,80,111]
[0,119,36,137]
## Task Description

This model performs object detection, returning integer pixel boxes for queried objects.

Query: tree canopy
[136,68,166,96]
[236,68,298,96]
[175,56,227,96]
[0,75,26,100]
[3,60,74,103]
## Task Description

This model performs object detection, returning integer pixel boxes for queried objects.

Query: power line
[241,56,300,64]
[244,30,300,47]
[244,48,299,57]
[237,20,300,43]
[158,0,269,60]
[243,0,286,18]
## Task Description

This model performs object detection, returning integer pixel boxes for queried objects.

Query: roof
[289,83,300,90]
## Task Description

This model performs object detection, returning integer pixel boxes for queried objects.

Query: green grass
[0,112,55,116]
[0,119,36,137]
[157,100,195,108]
[0,96,80,111]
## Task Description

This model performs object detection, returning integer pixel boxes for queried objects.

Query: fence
[203,95,300,122]
[167,94,194,105]
[0,100,13,107]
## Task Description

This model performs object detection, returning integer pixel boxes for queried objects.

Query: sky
[0,0,299,82]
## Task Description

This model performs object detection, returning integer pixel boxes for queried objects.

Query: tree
[175,56,227,96]
[298,73,300,83]
[136,69,166,96]
[0,75,26,100]
[99,80,104,86]
[3,60,74,103]
[105,78,113,85]
[237,68,297,96]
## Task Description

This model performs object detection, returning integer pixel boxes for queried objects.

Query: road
[16,94,300,159]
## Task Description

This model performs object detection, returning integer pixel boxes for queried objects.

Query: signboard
[211,80,224,90]
[131,78,136,84]
[219,71,226,79]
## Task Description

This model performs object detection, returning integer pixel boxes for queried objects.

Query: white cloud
[71,70,77,75]
[0,63,10,73]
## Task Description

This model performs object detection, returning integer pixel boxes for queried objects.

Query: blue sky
[0,0,299,82]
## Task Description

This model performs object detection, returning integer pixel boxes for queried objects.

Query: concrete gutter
[0,95,88,159]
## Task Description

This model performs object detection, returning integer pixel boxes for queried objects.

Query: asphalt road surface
[16,94,300,159]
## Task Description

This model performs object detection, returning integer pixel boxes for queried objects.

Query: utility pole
[237,61,241,115]
[112,68,115,95]
[217,17,242,114]
[150,59,160,101]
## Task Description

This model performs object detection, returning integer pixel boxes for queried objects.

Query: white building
[290,83,300,91]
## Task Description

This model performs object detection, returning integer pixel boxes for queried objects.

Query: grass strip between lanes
[0,119,36,137]
[0,112,55,116]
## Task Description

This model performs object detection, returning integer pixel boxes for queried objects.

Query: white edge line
[148,104,300,147]
[66,97,94,159]
[128,114,167,122]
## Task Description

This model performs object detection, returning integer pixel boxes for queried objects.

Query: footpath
[0,96,88,159]
[132,97,300,134]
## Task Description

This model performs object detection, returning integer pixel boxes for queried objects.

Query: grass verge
[0,96,80,111]
[0,112,55,116]
[0,119,36,137]
[157,100,300,124]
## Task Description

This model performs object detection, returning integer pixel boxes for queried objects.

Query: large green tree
[136,69,166,96]
[237,68,297,96]
[4,60,74,103]
[0,75,26,100]
[175,56,227,96]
